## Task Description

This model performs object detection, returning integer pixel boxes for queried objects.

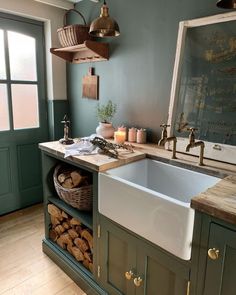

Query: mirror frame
[168,11,236,165]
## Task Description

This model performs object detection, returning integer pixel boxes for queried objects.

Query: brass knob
[125,270,134,280]
[208,248,220,260]
[134,276,143,287]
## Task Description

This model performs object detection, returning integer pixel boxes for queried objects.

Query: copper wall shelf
[50,40,109,64]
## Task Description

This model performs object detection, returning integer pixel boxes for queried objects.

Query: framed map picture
[168,12,236,164]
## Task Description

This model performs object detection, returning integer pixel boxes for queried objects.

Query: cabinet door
[136,242,190,295]
[99,216,136,295]
[204,223,236,295]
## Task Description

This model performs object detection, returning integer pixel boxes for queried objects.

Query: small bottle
[137,129,147,144]
[128,127,137,142]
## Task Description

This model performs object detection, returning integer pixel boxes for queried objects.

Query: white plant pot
[96,122,115,139]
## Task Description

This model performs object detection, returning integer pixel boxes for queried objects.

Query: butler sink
[98,158,220,260]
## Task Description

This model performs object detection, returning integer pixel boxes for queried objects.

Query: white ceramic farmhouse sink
[98,158,220,260]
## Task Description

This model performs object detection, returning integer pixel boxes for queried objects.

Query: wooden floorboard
[0,204,86,295]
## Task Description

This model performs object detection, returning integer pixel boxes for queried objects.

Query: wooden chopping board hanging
[82,67,99,100]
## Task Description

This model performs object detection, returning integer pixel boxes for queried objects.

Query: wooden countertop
[39,140,236,225]
[191,175,236,225]
[39,140,146,172]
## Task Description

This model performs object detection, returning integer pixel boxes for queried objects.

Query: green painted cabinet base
[40,149,104,295]
[43,239,107,295]
[204,223,236,295]
[98,215,190,295]
[41,148,191,295]
[190,212,236,295]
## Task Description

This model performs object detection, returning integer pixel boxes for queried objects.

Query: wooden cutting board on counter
[82,67,99,100]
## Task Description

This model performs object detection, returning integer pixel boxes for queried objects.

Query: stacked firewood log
[48,204,93,273]
[57,168,91,189]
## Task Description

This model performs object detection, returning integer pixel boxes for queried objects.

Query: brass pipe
[158,124,177,159]
[165,136,177,159]
[171,137,177,159]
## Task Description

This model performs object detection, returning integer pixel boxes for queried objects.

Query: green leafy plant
[96,100,117,123]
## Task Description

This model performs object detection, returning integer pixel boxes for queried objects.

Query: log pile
[48,204,93,273]
[57,168,91,189]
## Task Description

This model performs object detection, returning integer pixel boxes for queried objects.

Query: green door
[0,12,48,215]
[136,241,190,295]
[203,222,236,295]
[99,215,136,295]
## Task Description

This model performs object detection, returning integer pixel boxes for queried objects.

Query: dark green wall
[68,0,222,142]
[48,100,69,140]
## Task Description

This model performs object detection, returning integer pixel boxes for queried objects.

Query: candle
[114,130,126,144]
[137,129,147,144]
[118,126,127,140]
[128,127,137,142]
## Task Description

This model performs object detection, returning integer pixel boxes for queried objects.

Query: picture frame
[168,12,236,164]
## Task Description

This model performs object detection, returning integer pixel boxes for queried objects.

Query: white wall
[0,0,70,100]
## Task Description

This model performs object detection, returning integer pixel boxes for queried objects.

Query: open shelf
[48,196,93,230]
[50,40,109,64]
[44,239,93,278]
[42,239,104,294]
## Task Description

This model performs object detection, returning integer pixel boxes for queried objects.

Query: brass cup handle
[134,276,143,287]
[125,270,134,280]
[208,248,220,260]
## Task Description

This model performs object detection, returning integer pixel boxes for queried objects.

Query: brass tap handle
[160,124,170,129]
[125,270,134,280]
[187,127,198,143]
[159,124,170,140]
[134,276,143,287]
[187,127,198,132]
[208,248,220,260]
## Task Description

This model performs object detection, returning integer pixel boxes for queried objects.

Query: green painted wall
[48,100,69,140]
[68,0,221,142]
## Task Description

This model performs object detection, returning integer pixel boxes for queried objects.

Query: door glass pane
[0,29,6,79]
[8,31,37,81]
[0,84,10,131]
[11,84,39,129]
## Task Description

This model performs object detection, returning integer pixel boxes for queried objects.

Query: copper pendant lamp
[216,0,236,8]
[89,0,120,37]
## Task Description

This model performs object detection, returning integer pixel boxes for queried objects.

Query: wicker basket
[57,9,91,47]
[53,165,93,211]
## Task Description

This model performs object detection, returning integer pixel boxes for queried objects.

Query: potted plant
[96,100,117,138]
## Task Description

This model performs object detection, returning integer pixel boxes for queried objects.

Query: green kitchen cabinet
[98,215,190,295]
[40,150,107,295]
[190,212,236,295]
[204,223,236,295]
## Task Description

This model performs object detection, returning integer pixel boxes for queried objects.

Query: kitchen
[0,0,236,294]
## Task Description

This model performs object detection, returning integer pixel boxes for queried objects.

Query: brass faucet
[158,124,177,159]
[185,128,205,166]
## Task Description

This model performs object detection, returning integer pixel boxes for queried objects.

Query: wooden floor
[0,204,87,295]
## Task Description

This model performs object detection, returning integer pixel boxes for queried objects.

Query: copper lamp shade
[89,1,120,37]
[216,0,236,8]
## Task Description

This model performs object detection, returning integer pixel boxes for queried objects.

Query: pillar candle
[137,129,147,144]
[114,131,126,144]
[118,126,127,140]
[128,128,137,142]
